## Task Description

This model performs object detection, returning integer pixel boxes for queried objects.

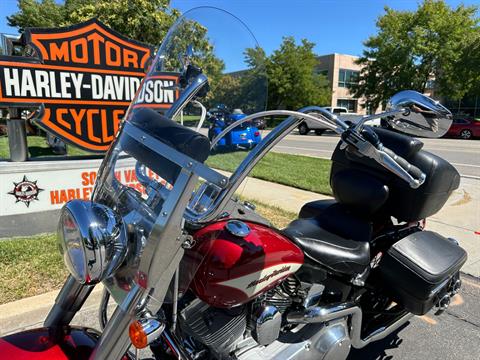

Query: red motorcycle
[0,7,466,360]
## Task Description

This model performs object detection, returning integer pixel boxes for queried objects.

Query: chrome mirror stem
[353,109,405,131]
[165,74,208,120]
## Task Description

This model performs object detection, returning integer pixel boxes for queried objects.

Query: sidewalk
[0,285,105,336]
[0,174,478,336]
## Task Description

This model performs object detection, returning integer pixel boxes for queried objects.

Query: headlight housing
[58,199,127,284]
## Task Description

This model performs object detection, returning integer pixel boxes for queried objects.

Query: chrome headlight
[58,199,127,284]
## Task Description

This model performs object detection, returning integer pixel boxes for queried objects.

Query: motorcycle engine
[178,276,352,360]
[178,277,299,358]
[179,298,247,358]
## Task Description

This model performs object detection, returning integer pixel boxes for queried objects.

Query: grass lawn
[0,233,67,304]
[1,137,332,195]
[207,151,332,195]
[0,135,95,160]
[0,200,296,304]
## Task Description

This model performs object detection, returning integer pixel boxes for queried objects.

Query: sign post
[6,108,28,161]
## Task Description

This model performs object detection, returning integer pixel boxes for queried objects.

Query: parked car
[298,107,347,135]
[324,106,349,114]
[252,117,266,130]
[340,113,381,128]
[445,118,480,139]
[298,108,379,136]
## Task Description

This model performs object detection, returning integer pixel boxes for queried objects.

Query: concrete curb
[0,284,104,336]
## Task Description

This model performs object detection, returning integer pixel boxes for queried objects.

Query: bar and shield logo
[0,19,179,152]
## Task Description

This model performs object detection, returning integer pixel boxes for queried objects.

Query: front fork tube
[90,285,145,360]
[44,275,95,328]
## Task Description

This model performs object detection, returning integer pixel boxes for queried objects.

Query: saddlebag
[378,231,467,315]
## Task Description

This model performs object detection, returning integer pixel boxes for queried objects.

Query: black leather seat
[283,217,370,276]
[299,200,373,243]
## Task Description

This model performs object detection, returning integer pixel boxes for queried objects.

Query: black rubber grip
[383,147,424,180]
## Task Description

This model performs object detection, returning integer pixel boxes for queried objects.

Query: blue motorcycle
[207,106,262,151]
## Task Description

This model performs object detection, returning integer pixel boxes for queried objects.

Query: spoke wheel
[460,129,472,139]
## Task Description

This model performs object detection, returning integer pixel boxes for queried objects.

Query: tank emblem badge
[216,263,302,298]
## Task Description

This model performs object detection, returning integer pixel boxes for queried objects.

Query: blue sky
[1,0,478,57]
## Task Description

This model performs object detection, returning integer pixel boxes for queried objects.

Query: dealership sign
[0,19,179,152]
[0,158,138,216]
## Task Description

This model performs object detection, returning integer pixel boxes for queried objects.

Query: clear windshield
[126,6,267,123]
[92,7,266,303]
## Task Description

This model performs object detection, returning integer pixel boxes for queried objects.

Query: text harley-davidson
[0,7,467,360]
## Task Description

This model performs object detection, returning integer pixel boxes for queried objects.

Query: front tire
[298,122,310,135]
[460,129,473,139]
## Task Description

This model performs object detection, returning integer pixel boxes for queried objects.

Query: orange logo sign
[0,19,169,152]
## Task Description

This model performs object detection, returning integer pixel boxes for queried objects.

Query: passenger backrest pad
[330,128,460,223]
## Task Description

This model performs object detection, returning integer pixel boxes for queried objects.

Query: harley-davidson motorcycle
[0,7,467,360]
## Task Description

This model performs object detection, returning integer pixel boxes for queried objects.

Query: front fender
[0,326,100,360]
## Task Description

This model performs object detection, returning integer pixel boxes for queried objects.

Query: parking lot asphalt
[349,274,480,360]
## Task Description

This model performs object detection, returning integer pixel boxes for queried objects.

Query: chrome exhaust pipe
[287,303,414,349]
[286,302,356,324]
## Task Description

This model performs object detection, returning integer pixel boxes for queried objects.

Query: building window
[317,69,329,77]
[337,99,357,113]
[338,69,359,88]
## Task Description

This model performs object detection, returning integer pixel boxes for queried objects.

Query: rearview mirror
[385,90,452,138]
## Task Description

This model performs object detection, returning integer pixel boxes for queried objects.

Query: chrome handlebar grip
[348,137,426,189]
[378,147,426,189]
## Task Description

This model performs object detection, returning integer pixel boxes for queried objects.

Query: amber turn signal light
[129,318,165,349]
[129,320,148,349]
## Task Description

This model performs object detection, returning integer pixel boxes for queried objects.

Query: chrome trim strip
[171,269,179,332]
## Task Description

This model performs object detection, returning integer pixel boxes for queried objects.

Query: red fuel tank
[190,220,304,308]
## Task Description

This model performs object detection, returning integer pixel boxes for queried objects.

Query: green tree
[266,37,330,110]
[456,30,480,95]
[206,47,268,114]
[353,0,479,110]
[7,0,179,46]
[6,0,64,31]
